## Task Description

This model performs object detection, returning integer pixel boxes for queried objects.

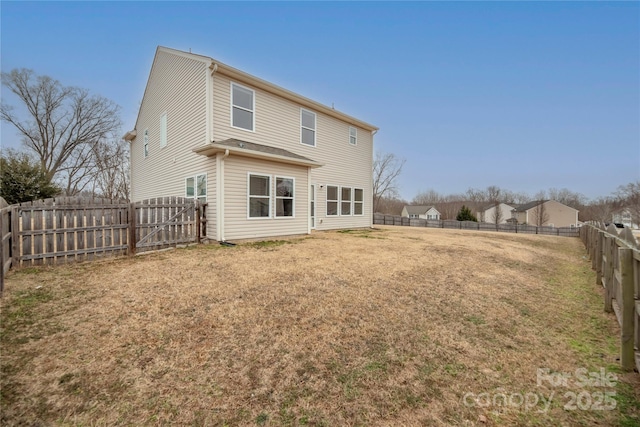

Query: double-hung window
[249,174,270,218]
[301,109,316,146]
[354,188,364,215]
[275,177,294,217]
[341,187,352,215]
[349,126,357,145]
[186,174,207,203]
[326,185,338,216]
[231,83,255,131]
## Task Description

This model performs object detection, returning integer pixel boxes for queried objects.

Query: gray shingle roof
[212,139,316,162]
[403,205,437,215]
[513,200,548,212]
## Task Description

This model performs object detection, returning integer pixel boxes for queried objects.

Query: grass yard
[1,226,639,426]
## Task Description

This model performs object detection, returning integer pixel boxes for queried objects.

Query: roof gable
[126,46,378,139]
[403,205,438,215]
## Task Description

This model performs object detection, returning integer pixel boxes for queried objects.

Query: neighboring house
[477,203,515,224]
[511,200,579,227]
[401,205,441,220]
[612,208,638,228]
[124,46,378,241]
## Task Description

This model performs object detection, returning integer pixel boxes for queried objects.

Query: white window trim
[143,128,149,158]
[247,172,271,219]
[353,188,364,216]
[349,126,357,146]
[159,112,168,148]
[230,82,256,133]
[274,175,295,219]
[326,184,339,217]
[340,186,353,216]
[300,108,316,147]
[185,173,207,202]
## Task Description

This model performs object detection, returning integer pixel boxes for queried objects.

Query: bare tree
[581,197,618,224]
[1,69,121,195]
[548,187,586,210]
[616,181,640,226]
[375,195,408,215]
[91,139,130,200]
[412,189,444,205]
[373,152,405,213]
[531,192,550,227]
[490,201,504,225]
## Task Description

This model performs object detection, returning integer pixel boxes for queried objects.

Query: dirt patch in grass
[1,226,638,426]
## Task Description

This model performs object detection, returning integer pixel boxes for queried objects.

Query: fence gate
[133,197,200,254]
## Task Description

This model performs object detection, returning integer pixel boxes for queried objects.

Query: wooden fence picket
[0,197,204,290]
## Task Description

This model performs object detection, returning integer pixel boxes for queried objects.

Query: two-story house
[124,47,378,241]
[477,203,515,224]
[510,200,579,228]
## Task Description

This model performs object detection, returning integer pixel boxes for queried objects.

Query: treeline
[377,183,640,224]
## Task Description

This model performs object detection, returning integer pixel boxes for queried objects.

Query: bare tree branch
[1,69,121,195]
[373,152,405,213]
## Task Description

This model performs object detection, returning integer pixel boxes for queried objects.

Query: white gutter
[216,149,230,241]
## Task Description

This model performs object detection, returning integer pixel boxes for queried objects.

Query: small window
[196,174,206,203]
[349,126,357,145]
[186,177,195,198]
[301,109,316,146]
[143,129,149,158]
[186,174,206,203]
[249,174,270,218]
[231,83,255,131]
[326,185,338,216]
[275,177,294,217]
[341,187,352,215]
[354,188,363,215]
[160,113,167,148]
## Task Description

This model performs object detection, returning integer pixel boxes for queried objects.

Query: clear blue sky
[2,1,638,201]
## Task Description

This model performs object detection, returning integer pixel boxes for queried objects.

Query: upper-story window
[301,109,316,147]
[160,112,167,148]
[143,129,149,158]
[231,83,255,131]
[349,126,357,145]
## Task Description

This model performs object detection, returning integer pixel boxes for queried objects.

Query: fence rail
[581,223,640,372]
[373,214,580,237]
[0,196,205,292]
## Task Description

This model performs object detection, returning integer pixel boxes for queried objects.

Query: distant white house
[401,205,441,220]
[477,203,515,224]
[612,208,638,229]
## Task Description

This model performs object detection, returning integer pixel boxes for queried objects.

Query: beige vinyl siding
[212,73,373,231]
[527,201,578,227]
[223,156,308,240]
[130,49,217,240]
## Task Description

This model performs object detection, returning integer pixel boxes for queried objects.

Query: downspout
[216,149,230,241]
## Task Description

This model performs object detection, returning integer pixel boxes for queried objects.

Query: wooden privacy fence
[581,223,640,372]
[0,196,206,292]
[373,214,580,237]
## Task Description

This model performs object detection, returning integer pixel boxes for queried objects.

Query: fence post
[11,206,20,269]
[128,202,136,256]
[619,247,634,371]
[595,231,603,286]
[604,236,613,313]
[195,201,201,244]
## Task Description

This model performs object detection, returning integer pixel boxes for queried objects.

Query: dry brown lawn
[1,226,639,426]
